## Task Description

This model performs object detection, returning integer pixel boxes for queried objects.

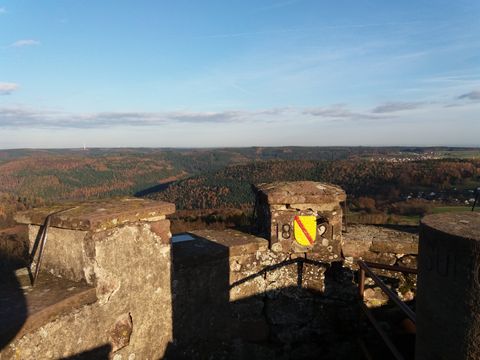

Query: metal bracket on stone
[29,207,76,286]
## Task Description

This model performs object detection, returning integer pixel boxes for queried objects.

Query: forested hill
[147,159,480,210]
[0,146,366,226]
[1,147,479,227]
[0,146,444,201]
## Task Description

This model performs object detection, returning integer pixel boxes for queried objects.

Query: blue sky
[0,0,479,148]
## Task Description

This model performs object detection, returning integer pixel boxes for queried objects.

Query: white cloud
[11,39,41,47]
[1,101,479,148]
[0,82,19,95]
[372,102,426,113]
[0,107,262,128]
[303,105,388,120]
[0,104,392,129]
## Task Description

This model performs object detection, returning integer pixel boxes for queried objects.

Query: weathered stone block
[371,236,418,255]
[15,198,175,232]
[28,225,88,282]
[2,199,175,360]
[265,262,299,294]
[230,276,267,302]
[363,287,389,308]
[341,237,373,258]
[254,182,345,261]
[302,263,327,293]
[0,270,97,349]
[255,181,346,205]
[190,229,268,256]
[149,219,171,243]
[344,224,418,256]
[398,255,417,269]
[360,252,397,265]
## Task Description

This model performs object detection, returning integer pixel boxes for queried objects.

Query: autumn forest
[1,147,479,231]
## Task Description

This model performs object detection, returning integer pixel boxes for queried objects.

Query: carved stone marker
[254,181,346,260]
[416,212,480,360]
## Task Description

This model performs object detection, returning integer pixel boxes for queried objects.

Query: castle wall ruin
[0,182,422,359]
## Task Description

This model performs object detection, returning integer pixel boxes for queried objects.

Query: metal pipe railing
[472,187,479,212]
[357,259,417,360]
[358,260,416,324]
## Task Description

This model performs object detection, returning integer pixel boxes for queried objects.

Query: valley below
[1,146,479,231]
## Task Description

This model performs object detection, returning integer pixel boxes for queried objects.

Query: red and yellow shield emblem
[293,215,316,246]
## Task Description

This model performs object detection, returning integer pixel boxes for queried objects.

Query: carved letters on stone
[423,238,456,279]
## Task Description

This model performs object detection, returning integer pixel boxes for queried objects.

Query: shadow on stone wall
[59,344,112,359]
[0,225,111,359]
[164,237,360,360]
[0,249,28,351]
[164,238,230,359]
[0,225,30,352]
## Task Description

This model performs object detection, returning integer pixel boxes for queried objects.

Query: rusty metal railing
[473,187,480,212]
[357,260,417,360]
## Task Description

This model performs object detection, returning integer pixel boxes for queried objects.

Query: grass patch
[431,206,472,214]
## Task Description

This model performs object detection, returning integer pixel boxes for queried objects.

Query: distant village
[369,151,441,163]
[402,188,478,206]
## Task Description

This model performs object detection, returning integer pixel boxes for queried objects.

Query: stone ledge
[254,181,346,205]
[421,212,480,241]
[343,224,419,257]
[189,229,269,256]
[0,269,97,344]
[14,198,175,231]
[172,236,229,267]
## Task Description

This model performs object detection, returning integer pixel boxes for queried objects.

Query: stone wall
[342,224,418,269]
[342,224,418,305]
[0,193,420,359]
[167,229,361,359]
[165,225,419,359]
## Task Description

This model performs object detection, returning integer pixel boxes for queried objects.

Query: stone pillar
[416,212,480,360]
[254,181,346,260]
[5,198,175,359]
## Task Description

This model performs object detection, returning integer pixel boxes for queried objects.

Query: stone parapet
[0,270,97,345]
[342,224,419,305]
[1,198,175,360]
[14,198,174,283]
[255,181,346,205]
[14,197,175,232]
[168,229,356,358]
[0,181,429,359]
[190,229,269,256]
[342,224,418,267]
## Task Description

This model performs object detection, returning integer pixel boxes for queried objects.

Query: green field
[431,205,474,214]
[438,150,480,159]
